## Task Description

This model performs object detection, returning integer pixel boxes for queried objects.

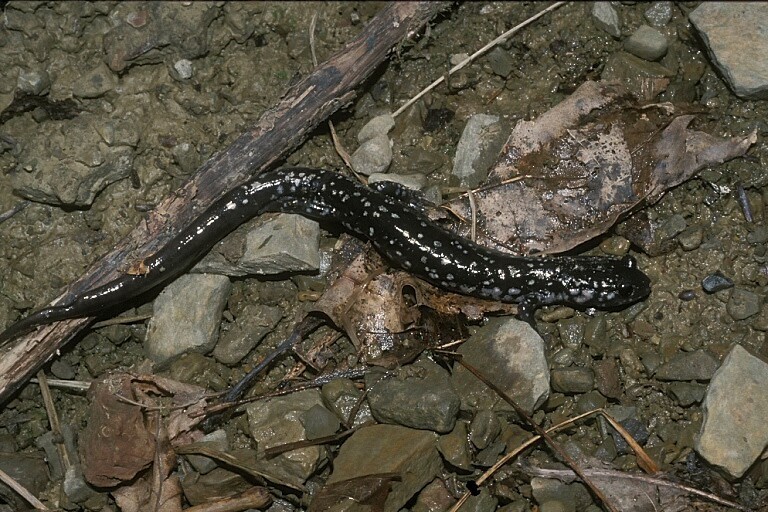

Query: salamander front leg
[515,295,542,328]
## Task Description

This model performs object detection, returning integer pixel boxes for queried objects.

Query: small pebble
[644,1,673,27]
[624,25,668,61]
[701,272,734,293]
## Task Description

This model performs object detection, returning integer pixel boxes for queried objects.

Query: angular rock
[366,357,460,433]
[351,133,393,176]
[246,389,328,484]
[452,114,505,189]
[325,424,441,512]
[654,349,718,381]
[451,318,549,415]
[145,273,231,363]
[696,345,768,477]
[690,3,768,99]
[592,2,621,38]
[624,25,667,61]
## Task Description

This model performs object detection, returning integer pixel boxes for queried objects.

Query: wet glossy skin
[0,167,651,343]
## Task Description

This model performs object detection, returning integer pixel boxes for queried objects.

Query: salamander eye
[618,283,634,298]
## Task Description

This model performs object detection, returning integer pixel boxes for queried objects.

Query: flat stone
[240,214,320,275]
[654,349,719,381]
[726,287,762,320]
[624,25,667,61]
[184,429,228,475]
[592,2,621,38]
[326,424,441,512]
[212,304,282,365]
[696,345,768,477]
[452,114,505,189]
[246,389,328,485]
[551,367,595,394]
[145,273,231,363]
[366,357,460,433]
[451,318,549,415]
[357,113,395,143]
[690,3,768,99]
[351,134,392,175]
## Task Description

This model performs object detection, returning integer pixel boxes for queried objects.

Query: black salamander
[0,167,650,344]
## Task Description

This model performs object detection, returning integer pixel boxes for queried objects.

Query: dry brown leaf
[442,80,755,255]
[80,374,156,488]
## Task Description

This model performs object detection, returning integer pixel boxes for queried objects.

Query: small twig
[0,467,49,510]
[452,357,621,512]
[521,465,751,512]
[37,371,74,475]
[392,1,568,118]
[0,200,29,224]
[91,313,152,329]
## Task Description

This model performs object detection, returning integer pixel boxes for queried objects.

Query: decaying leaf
[80,372,210,499]
[312,244,482,365]
[442,80,755,255]
[80,374,157,488]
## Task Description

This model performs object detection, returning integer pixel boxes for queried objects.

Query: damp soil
[0,2,766,511]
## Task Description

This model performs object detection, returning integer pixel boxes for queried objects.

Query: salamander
[0,167,651,344]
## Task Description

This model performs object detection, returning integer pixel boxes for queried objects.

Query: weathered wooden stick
[0,2,449,404]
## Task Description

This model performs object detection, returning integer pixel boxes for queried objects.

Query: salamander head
[561,255,651,310]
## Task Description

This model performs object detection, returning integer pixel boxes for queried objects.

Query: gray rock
[357,113,395,143]
[0,451,48,510]
[63,465,99,504]
[624,25,668,61]
[452,318,549,415]
[321,378,374,428]
[690,3,768,99]
[194,214,321,277]
[72,62,117,98]
[438,421,472,470]
[551,367,595,394]
[701,272,734,294]
[145,273,232,363]
[654,349,719,381]
[172,59,194,80]
[212,304,282,365]
[726,287,762,320]
[531,477,590,512]
[185,429,228,475]
[592,2,621,38]
[696,345,768,477]
[326,424,441,512]
[17,68,50,95]
[247,388,328,484]
[601,51,674,93]
[240,214,320,275]
[11,116,135,206]
[302,403,340,440]
[644,2,673,27]
[452,114,505,189]
[459,487,498,512]
[351,133,392,175]
[366,357,460,433]
[667,381,706,406]
[487,47,515,78]
[469,409,501,450]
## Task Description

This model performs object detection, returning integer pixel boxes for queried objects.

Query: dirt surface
[0,2,766,511]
